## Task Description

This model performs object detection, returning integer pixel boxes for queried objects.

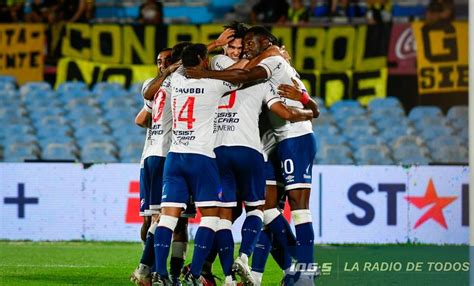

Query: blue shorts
[276,133,317,191]
[162,152,222,209]
[215,146,265,207]
[140,156,166,216]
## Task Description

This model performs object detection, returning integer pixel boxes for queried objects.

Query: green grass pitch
[0,241,469,285]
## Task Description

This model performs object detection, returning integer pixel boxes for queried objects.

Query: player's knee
[291,209,312,226]
[148,222,159,235]
[158,215,179,231]
[199,216,219,232]
[217,218,232,231]
[246,209,264,222]
[263,208,281,225]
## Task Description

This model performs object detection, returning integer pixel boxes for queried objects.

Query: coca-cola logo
[395,27,416,60]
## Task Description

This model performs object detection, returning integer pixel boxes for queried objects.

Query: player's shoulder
[210,54,234,70]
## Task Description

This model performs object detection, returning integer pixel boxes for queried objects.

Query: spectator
[138,0,163,25]
[329,0,349,17]
[251,0,289,24]
[288,0,310,23]
[58,0,94,23]
[0,0,25,22]
[426,0,454,22]
[366,0,391,24]
[24,0,58,23]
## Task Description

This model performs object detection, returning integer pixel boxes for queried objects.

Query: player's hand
[215,28,235,47]
[167,60,182,74]
[278,78,303,101]
[185,65,207,79]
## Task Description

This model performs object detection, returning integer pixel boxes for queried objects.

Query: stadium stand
[0,76,467,165]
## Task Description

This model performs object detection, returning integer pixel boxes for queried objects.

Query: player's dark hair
[159,48,172,54]
[224,21,248,39]
[170,42,192,64]
[181,44,208,67]
[246,26,279,45]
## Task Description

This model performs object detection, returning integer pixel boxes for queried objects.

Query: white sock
[239,253,249,264]
[252,271,263,285]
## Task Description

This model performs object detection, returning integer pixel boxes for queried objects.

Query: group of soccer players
[130,22,319,286]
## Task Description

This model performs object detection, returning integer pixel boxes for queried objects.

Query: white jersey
[169,67,239,158]
[210,54,236,71]
[140,76,173,161]
[258,56,313,142]
[211,55,281,153]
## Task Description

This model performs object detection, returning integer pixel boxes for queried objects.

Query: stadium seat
[129,83,143,94]
[74,125,111,139]
[5,142,41,158]
[313,124,340,136]
[0,81,16,92]
[42,143,78,161]
[418,126,453,141]
[0,75,16,84]
[375,117,413,133]
[347,135,383,150]
[36,125,72,140]
[354,144,394,165]
[341,115,373,129]
[447,105,467,120]
[81,149,119,163]
[367,97,402,110]
[57,81,88,93]
[392,135,425,149]
[432,146,468,164]
[3,133,37,145]
[92,82,125,94]
[20,81,51,95]
[313,112,335,125]
[393,145,430,162]
[408,106,443,121]
[344,125,377,140]
[426,136,463,152]
[450,118,468,132]
[38,137,77,150]
[369,107,405,123]
[332,107,366,121]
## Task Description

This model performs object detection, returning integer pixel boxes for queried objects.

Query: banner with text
[0,24,45,85]
[412,21,468,94]
[0,164,468,244]
[59,23,389,106]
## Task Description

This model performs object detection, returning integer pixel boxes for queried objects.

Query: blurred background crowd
[0,0,464,25]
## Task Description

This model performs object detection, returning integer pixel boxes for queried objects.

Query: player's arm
[207,28,234,52]
[135,101,152,128]
[244,46,282,69]
[278,78,320,118]
[269,101,313,122]
[185,65,268,85]
[143,61,180,100]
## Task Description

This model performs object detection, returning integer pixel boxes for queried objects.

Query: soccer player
[152,44,241,286]
[208,26,314,286]
[131,44,190,286]
[185,26,319,286]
